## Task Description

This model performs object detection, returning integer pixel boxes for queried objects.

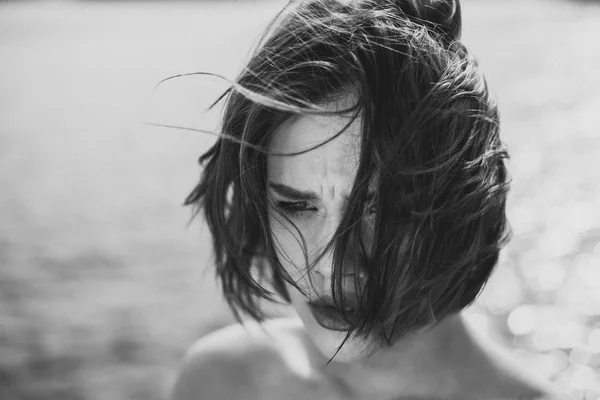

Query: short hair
[186,0,510,350]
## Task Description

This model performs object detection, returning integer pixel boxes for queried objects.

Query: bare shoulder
[494,354,574,400]
[170,318,308,400]
[467,335,573,400]
[456,317,574,400]
[482,362,573,400]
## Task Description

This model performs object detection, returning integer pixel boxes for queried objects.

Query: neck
[321,313,478,397]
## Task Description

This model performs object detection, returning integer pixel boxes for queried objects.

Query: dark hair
[186,0,510,353]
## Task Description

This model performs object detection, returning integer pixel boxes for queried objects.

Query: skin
[263,96,559,398]
[266,95,375,363]
[171,96,570,400]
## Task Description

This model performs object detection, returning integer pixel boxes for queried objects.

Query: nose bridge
[312,209,342,276]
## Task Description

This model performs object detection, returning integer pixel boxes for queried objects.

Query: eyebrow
[269,182,320,201]
[268,182,376,201]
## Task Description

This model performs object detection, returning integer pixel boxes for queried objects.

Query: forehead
[267,107,363,197]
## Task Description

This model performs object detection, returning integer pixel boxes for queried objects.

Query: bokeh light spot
[569,366,597,391]
[588,329,600,353]
[537,261,566,291]
[537,229,578,259]
[569,346,592,366]
[508,305,536,336]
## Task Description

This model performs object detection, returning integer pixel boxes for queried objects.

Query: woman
[172,0,569,399]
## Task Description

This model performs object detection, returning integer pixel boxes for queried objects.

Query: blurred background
[0,0,599,399]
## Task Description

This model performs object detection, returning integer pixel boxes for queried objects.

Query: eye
[276,201,317,217]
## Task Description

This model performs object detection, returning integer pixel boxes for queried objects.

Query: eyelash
[276,201,316,217]
[275,201,377,217]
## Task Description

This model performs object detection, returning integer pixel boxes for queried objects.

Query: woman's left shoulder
[459,319,573,400]
[459,367,571,400]
[495,353,573,400]
[482,350,572,400]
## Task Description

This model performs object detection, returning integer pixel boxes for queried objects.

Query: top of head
[244,0,468,113]
[192,0,507,344]
[397,0,462,45]
[282,0,462,47]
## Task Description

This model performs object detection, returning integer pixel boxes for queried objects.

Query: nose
[310,215,368,294]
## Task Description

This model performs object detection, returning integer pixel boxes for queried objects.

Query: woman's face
[266,99,376,362]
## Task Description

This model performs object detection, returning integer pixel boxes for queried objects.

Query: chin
[312,328,365,363]
[284,281,371,363]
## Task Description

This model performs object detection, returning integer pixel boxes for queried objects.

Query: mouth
[307,297,359,332]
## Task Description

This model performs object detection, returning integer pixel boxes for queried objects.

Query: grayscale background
[0,0,599,399]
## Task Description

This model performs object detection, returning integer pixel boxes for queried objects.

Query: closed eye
[275,201,317,217]
[276,200,377,218]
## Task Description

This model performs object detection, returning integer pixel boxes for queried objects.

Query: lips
[307,296,359,332]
